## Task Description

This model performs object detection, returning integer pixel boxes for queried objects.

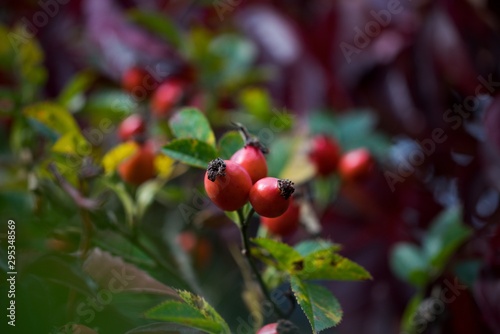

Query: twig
[237,208,286,318]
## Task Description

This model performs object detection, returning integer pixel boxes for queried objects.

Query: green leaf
[11,24,47,101]
[252,238,303,272]
[24,102,80,136]
[83,90,137,119]
[51,131,90,156]
[169,108,216,146]
[58,70,96,110]
[291,277,343,332]
[136,179,167,219]
[400,293,423,334]
[266,136,294,177]
[162,138,218,169]
[178,290,230,331]
[390,243,428,287]
[104,180,136,228]
[218,130,244,159]
[210,34,257,84]
[423,206,472,269]
[145,291,230,334]
[308,112,340,137]
[145,301,224,333]
[294,240,341,257]
[238,87,272,121]
[297,249,372,281]
[308,111,391,158]
[128,9,181,47]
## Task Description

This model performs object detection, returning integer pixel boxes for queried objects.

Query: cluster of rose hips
[116,65,194,185]
[308,134,374,181]
[201,128,375,236]
[203,129,298,236]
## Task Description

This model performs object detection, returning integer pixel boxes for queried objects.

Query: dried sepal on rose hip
[230,122,268,184]
[249,177,295,218]
[204,158,252,212]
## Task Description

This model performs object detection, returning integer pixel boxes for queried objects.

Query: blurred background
[1,0,500,333]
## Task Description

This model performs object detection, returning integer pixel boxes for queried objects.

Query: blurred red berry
[260,198,300,236]
[118,143,156,185]
[118,114,146,141]
[338,148,373,181]
[309,135,341,176]
[150,79,184,117]
[122,67,157,98]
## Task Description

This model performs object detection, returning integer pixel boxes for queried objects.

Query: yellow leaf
[24,102,80,135]
[154,152,175,179]
[52,132,90,155]
[102,142,139,174]
[279,138,316,184]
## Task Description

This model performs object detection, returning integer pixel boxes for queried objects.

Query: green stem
[237,208,286,319]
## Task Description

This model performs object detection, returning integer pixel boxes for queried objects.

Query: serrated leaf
[24,102,80,135]
[128,9,181,47]
[178,290,230,330]
[296,249,372,281]
[162,138,217,169]
[218,130,244,159]
[291,276,343,332]
[294,240,341,257]
[145,301,223,333]
[170,108,215,146]
[145,292,230,334]
[390,243,428,287]
[252,238,302,271]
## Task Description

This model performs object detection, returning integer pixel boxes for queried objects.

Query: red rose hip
[309,135,341,176]
[151,79,184,117]
[338,148,373,181]
[260,198,300,236]
[204,158,252,211]
[231,145,268,183]
[249,177,294,218]
[118,143,156,185]
[118,114,146,141]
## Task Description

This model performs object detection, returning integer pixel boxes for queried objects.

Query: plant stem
[79,208,93,259]
[237,208,286,318]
